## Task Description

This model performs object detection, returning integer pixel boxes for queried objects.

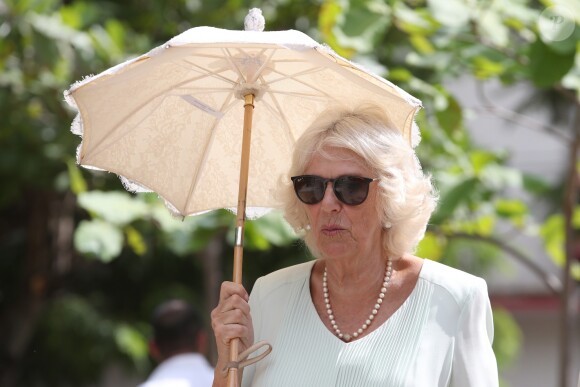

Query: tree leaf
[427,0,471,28]
[529,39,575,87]
[492,308,522,369]
[561,62,580,100]
[416,231,445,261]
[447,215,496,236]
[388,67,413,82]
[114,324,148,371]
[77,191,148,225]
[474,215,496,236]
[572,206,580,228]
[74,219,124,262]
[251,211,298,247]
[409,34,435,54]
[539,214,565,265]
[66,159,87,194]
[430,177,480,224]
[477,9,510,47]
[470,150,499,175]
[323,0,392,54]
[435,94,463,135]
[394,4,440,35]
[125,226,147,256]
[480,165,523,190]
[495,199,528,217]
[243,222,271,251]
[494,199,528,227]
[319,0,356,58]
[104,19,126,52]
[472,56,505,79]
[522,173,553,195]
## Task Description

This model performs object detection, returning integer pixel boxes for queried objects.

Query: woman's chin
[317,241,356,259]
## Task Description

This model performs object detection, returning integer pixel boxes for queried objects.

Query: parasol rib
[222,47,248,82]
[247,48,275,84]
[181,90,236,214]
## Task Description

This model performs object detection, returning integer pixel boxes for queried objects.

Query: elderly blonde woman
[211,104,498,387]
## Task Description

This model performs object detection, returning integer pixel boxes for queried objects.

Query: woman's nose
[320,182,341,210]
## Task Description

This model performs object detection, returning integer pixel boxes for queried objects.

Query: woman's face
[302,147,383,261]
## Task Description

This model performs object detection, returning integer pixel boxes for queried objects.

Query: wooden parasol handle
[226,93,255,387]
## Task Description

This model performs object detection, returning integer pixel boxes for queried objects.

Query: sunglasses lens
[292,176,325,204]
[334,176,371,205]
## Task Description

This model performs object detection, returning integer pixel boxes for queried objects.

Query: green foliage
[416,231,446,261]
[440,236,506,274]
[74,191,299,261]
[495,199,528,227]
[319,0,392,56]
[492,307,523,370]
[529,39,576,88]
[434,93,463,134]
[77,191,149,225]
[74,219,125,262]
[539,207,580,279]
[20,295,122,386]
[125,225,148,256]
[67,158,88,194]
[229,211,298,251]
[114,324,149,372]
[430,176,481,224]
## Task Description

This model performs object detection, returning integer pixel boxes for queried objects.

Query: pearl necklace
[323,259,392,342]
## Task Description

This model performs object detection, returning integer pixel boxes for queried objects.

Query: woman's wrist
[212,364,227,387]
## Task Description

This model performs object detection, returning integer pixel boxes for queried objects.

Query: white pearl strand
[323,258,393,342]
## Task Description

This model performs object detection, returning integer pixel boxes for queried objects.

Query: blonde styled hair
[278,104,437,259]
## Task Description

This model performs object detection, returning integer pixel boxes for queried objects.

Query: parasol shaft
[227,93,255,387]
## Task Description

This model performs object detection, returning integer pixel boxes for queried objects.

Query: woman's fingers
[217,305,249,325]
[214,282,251,322]
[211,281,254,349]
[218,281,249,303]
[212,303,251,334]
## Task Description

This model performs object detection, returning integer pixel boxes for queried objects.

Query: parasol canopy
[64,10,422,219]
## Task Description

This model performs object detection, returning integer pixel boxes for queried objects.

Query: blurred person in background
[140,299,213,387]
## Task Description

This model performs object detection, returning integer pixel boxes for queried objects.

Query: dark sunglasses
[291,175,377,206]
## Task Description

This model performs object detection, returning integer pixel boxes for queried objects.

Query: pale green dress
[242,259,498,387]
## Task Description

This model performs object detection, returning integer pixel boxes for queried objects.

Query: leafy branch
[431,227,563,295]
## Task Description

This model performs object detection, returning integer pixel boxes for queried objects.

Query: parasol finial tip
[244,8,265,32]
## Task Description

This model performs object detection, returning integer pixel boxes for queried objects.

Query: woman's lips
[321,225,345,235]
